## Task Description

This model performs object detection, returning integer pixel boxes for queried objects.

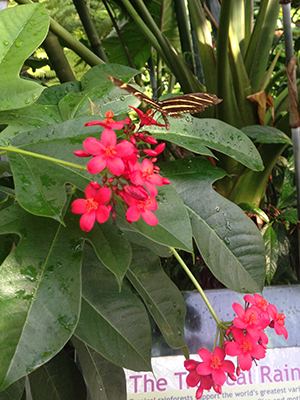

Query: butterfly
[106,74,222,130]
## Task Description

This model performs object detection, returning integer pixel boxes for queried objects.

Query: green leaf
[238,203,270,224]
[7,152,90,223]
[126,244,186,349]
[123,229,172,258]
[162,158,266,293]
[75,247,152,372]
[263,225,279,285]
[116,184,193,252]
[278,209,298,225]
[149,118,264,171]
[242,125,293,145]
[58,64,141,120]
[0,4,49,111]
[0,378,25,400]
[103,21,152,69]
[28,350,87,400]
[0,205,83,390]
[72,336,126,400]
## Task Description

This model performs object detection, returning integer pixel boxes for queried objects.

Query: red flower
[267,304,288,339]
[196,347,235,386]
[83,129,134,175]
[71,182,111,232]
[232,302,269,339]
[123,193,158,226]
[225,327,266,371]
[85,111,126,130]
[244,294,270,320]
[129,106,165,127]
[130,159,165,196]
[184,359,212,399]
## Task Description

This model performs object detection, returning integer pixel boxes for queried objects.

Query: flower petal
[87,156,106,174]
[212,369,226,386]
[106,157,125,175]
[186,371,201,387]
[71,199,87,214]
[83,137,104,155]
[198,348,212,363]
[79,211,96,232]
[95,187,111,205]
[115,140,134,158]
[96,206,110,224]
[141,210,158,226]
[101,128,117,146]
[126,205,140,222]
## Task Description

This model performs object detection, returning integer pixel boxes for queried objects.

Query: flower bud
[74,150,91,157]
[154,143,165,154]
[143,149,157,156]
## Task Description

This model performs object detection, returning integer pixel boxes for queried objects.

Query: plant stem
[0,146,88,171]
[169,247,224,327]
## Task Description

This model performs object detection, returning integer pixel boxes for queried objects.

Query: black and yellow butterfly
[106,73,222,130]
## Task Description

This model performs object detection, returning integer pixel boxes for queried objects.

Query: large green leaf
[72,336,126,400]
[0,205,82,390]
[126,244,186,349]
[0,378,25,400]
[263,224,279,285]
[74,247,152,372]
[0,4,49,111]
[242,125,293,145]
[103,20,152,69]
[161,158,266,293]
[116,184,193,252]
[28,350,87,400]
[149,118,264,171]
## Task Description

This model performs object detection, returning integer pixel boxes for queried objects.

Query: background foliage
[0,0,299,398]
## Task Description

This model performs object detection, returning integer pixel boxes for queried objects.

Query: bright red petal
[87,156,106,174]
[126,205,140,222]
[95,187,111,205]
[83,137,104,155]
[96,206,110,224]
[141,210,158,226]
[186,371,200,387]
[101,129,117,146]
[115,140,134,157]
[238,353,253,371]
[106,157,125,175]
[212,369,226,386]
[85,183,98,199]
[79,211,96,232]
[71,199,87,214]
[196,362,212,376]
[198,348,212,363]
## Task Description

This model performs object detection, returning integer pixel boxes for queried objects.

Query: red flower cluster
[184,294,287,399]
[71,110,170,231]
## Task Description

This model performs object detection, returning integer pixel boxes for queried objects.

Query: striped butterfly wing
[106,74,222,130]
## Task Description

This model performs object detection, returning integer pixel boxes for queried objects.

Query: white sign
[125,347,300,400]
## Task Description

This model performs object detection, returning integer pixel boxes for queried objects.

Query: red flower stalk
[71,182,111,232]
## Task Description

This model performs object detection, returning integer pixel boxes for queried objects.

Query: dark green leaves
[0,4,49,111]
[161,158,266,293]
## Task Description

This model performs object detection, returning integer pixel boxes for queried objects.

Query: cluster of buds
[71,108,170,232]
[184,293,288,399]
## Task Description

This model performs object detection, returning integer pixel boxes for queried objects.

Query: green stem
[0,146,88,171]
[169,247,224,327]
